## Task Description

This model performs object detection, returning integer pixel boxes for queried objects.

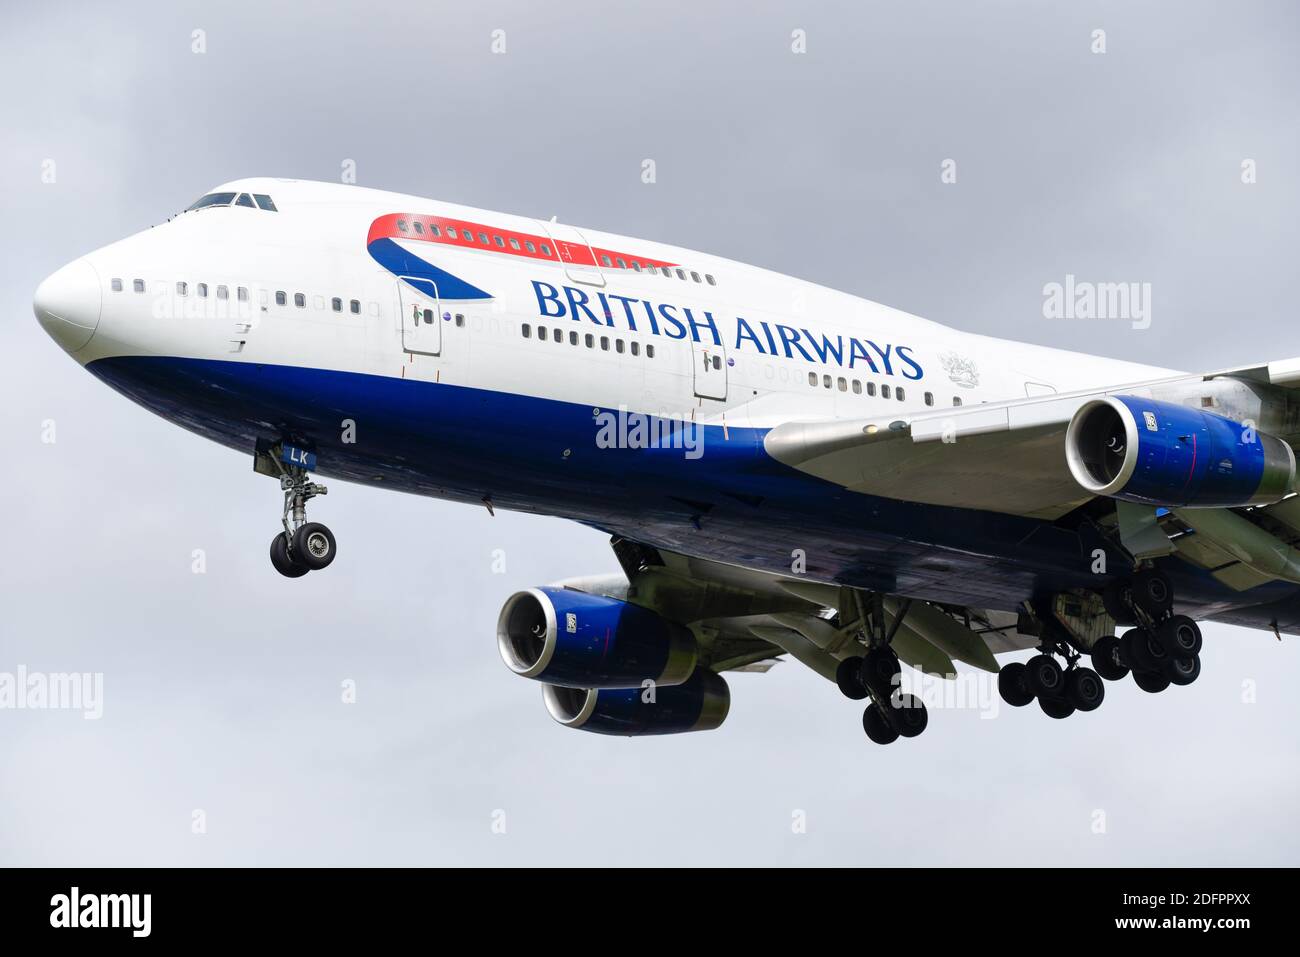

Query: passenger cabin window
[705,274,716,285]
[216,285,229,300]
[924,392,934,406]
[646,344,655,358]
[197,283,208,298]
[132,279,145,293]
[111,278,123,292]
[176,281,187,296]
[276,291,287,306]
[332,297,342,312]
[350,299,360,314]
[294,293,305,308]
[237,287,248,301]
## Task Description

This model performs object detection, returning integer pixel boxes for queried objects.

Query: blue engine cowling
[1065,395,1295,508]
[497,587,697,689]
[542,668,730,736]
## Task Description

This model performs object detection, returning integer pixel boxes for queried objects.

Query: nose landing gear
[255,442,336,578]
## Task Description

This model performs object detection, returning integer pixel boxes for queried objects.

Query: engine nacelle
[1065,395,1295,508]
[542,668,730,736]
[497,587,697,689]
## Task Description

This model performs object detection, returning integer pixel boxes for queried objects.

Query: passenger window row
[392,216,716,285]
[110,277,368,316]
[521,323,655,358]
[807,371,955,406]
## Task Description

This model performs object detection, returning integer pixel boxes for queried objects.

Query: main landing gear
[997,644,1105,719]
[267,462,336,579]
[834,595,929,746]
[1100,567,1202,693]
[997,568,1203,714]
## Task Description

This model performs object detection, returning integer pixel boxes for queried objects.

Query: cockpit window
[253,194,277,212]
[186,192,237,211]
[235,193,256,208]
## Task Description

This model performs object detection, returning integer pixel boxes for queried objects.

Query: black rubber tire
[1133,669,1171,694]
[860,647,902,697]
[1163,653,1201,687]
[1065,667,1105,712]
[862,703,899,744]
[998,662,1035,707]
[835,657,869,700]
[1122,628,1166,673]
[1024,654,1064,698]
[1157,615,1202,661]
[269,532,309,578]
[1039,695,1075,719]
[889,692,929,738]
[1131,568,1174,618]
[293,522,337,571]
[1102,581,1136,626]
[1090,635,1129,681]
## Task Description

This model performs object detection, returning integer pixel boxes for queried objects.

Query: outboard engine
[1065,395,1294,508]
[497,587,697,689]
[542,668,730,736]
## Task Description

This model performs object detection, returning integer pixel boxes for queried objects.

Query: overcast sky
[2,0,1298,865]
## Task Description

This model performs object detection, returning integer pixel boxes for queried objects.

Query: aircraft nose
[34,258,102,354]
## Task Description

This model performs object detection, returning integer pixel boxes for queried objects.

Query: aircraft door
[537,220,605,287]
[397,276,442,356]
[691,336,728,400]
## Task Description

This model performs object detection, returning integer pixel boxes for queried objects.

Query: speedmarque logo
[49,886,151,937]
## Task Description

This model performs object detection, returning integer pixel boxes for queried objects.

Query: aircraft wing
[762,362,1300,521]
[560,538,1034,686]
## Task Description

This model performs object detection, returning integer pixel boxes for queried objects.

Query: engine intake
[497,587,697,689]
[543,668,730,736]
[1065,395,1294,508]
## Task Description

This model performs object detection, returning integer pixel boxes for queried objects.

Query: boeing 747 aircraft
[33,178,1300,743]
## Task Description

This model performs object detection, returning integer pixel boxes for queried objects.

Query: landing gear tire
[1131,568,1174,619]
[1157,615,1202,660]
[860,647,902,697]
[1132,669,1171,694]
[1090,635,1129,682]
[1121,628,1166,673]
[998,662,1035,707]
[1039,695,1076,719]
[889,692,929,738]
[269,532,309,578]
[1065,667,1105,712]
[293,522,336,571]
[1163,653,1202,686]
[836,657,869,700]
[1024,654,1064,699]
[862,703,900,744]
[1102,581,1136,626]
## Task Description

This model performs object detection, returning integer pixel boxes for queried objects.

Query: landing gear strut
[834,594,930,746]
[258,445,336,578]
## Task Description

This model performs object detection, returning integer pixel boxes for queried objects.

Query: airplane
[33,177,1300,744]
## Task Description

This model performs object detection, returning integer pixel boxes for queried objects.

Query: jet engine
[1065,395,1294,508]
[497,587,697,689]
[542,667,730,736]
